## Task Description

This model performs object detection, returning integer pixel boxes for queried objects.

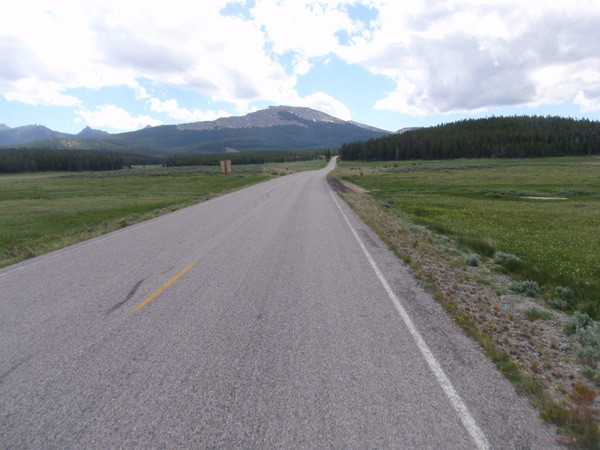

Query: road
[1,159,558,448]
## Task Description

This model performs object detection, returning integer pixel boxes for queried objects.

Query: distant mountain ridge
[176,106,349,131]
[76,126,109,139]
[1,106,390,157]
[0,124,107,146]
[396,127,421,134]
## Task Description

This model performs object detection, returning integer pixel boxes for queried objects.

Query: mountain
[0,125,68,146]
[176,106,349,131]
[0,125,108,146]
[348,120,388,133]
[76,126,108,139]
[11,106,390,157]
[396,127,421,134]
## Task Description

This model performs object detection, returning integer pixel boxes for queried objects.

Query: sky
[1,0,600,134]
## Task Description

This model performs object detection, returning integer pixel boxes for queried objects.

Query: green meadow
[267,159,329,172]
[334,157,600,315]
[0,165,273,268]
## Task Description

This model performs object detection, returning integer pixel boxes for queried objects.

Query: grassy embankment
[335,157,600,314]
[331,156,600,445]
[0,165,278,268]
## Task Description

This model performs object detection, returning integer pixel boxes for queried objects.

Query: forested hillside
[339,116,600,161]
[164,149,333,167]
[0,149,126,173]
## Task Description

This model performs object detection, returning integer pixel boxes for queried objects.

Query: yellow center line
[253,208,263,217]
[133,262,196,311]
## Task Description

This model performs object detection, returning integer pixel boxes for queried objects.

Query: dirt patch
[326,176,347,193]
[521,197,568,200]
[327,176,369,194]
[340,180,369,194]
[328,179,598,442]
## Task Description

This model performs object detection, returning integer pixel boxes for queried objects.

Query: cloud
[372,32,538,114]
[0,0,371,115]
[254,0,378,75]
[0,38,36,80]
[149,98,229,122]
[298,92,352,121]
[1,0,599,124]
[0,1,289,107]
[76,104,163,131]
[0,3,132,104]
[95,25,193,74]
[574,89,600,113]
[2,79,81,107]
[85,0,294,106]
[358,1,600,115]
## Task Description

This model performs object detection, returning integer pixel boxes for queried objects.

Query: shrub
[581,365,600,382]
[553,188,594,196]
[575,323,600,365]
[548,297,569,310]
[464,254,481,267]
[457,236,496,257]
[481,188,544,198]
[508,280,539,297]
[564,312,593,335]
[549,286,576,310]
[556,285,575,301]
[524,308,551,321]
[494,250,521,265]
[493,251,523,272]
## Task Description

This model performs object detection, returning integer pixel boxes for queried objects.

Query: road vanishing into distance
[1,159,558,448]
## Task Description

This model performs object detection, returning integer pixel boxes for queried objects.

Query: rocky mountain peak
[76,126,109,138]
[176,105,348,131]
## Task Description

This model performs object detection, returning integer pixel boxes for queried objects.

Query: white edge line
[329,189,490,450]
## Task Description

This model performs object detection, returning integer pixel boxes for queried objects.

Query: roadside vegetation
[265,158,328,172]
[0,150,331,269]
[336,158,600,315]
[330,156,600,446]
[0,165,274,268]
[164,149,334,167]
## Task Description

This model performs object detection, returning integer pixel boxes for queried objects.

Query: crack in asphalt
[0,354,37,386]
[106,279,144,315]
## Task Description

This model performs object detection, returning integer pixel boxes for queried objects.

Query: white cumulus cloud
[149,98,229,123]
[574,90,600,113]
[356,0,600,115]
[298,92,352,121]
[76,105,163,131]
[1,0,599,128]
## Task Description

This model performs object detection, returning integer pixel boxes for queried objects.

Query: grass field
[333,157,600,316]
[267,159,329,172]
[0,165,274,268]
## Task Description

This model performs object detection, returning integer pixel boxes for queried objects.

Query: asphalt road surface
[1,159,559,448]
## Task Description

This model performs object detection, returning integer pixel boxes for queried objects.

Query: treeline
[340,116,600,161]
[164,149,334,167]
[0,148,125,173]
